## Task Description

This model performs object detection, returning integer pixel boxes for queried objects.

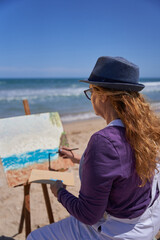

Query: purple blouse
[58,126,153,225]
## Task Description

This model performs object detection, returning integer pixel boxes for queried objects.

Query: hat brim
[80,80,145,92]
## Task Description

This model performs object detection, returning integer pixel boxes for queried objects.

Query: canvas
[0,112,74,187]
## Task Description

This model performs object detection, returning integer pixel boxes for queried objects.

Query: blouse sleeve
[58,133,120,225]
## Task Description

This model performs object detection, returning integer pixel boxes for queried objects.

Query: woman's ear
[101,95,108,103]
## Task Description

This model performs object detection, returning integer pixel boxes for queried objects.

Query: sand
[0,117,160,240]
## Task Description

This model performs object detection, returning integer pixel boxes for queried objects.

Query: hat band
[88,73,138,85]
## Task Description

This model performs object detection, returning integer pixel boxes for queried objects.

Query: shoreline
[61,101,160,124]
[62,115,101,125]
[0,100,160,123]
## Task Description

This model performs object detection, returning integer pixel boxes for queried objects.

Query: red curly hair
[92,84,160,186]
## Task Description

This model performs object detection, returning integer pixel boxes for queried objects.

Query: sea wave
[0,81,6,85]
[61,103,160,123]
[0,80,160,103]
[151,102,160,112]
[142,81,160,93]
[0,87,86,101]
[61,111,99,122]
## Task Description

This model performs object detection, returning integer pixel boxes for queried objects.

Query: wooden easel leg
[24,184,31,238]
[18,200,25,234]
[41,184,54,223]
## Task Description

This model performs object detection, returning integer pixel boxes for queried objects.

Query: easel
[17,99,54,238]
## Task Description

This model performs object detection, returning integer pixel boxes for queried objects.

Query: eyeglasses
[84,88,93,100]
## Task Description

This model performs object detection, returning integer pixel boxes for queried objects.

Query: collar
[107,119,125,128]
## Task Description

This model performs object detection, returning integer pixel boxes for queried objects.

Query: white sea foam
[142,81,160,93]
[151,102,160,111]
[1,81,160,102]
[0,87,86,101]
[61,112,99,122]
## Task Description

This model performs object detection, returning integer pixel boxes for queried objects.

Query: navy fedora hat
[80,56,145,92]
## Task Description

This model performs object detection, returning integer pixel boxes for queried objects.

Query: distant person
[27,56,160,240]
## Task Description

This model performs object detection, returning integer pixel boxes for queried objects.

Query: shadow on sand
[0,236,15,240]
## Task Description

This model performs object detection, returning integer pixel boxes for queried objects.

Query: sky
[0,0,160,78]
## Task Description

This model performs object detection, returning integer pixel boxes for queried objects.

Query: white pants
[27,195,160,240]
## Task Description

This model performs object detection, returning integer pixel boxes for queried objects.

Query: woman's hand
[59,147,81,164]
[50,180,64,198]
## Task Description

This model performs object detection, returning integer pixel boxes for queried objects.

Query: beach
[0,118,106,239]
[0,77,160,239]
[1,117,160,239]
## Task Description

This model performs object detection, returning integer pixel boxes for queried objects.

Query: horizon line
[0,76,160,80]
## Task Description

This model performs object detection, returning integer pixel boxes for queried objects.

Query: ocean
[0,78,160,123]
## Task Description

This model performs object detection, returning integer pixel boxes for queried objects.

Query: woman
[27,56,160,240]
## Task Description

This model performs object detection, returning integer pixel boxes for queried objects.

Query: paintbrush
[56,147,79,153]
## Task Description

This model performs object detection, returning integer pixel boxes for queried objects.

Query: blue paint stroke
[2,147,59,172]
[50,179,63,182]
